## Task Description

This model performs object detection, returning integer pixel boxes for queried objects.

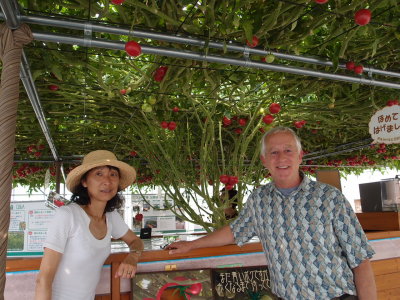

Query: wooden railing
[6,232,400,300]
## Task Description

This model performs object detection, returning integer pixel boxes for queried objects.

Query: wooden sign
[211,266,277,299]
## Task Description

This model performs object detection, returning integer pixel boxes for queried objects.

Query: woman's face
[81,166,120,203]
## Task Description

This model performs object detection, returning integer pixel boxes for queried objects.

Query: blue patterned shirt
[230,175,375,300]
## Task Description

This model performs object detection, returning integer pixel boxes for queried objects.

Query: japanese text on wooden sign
[212,266,276,299]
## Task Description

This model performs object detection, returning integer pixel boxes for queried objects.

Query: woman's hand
[115,254,139,278]
[117,229,143,278]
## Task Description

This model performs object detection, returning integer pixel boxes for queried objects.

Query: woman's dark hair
[70,166,124,213]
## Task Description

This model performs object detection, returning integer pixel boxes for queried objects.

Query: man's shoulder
[250,183,274,199]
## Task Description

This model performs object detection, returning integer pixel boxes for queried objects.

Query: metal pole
[0,0,20,29]
[20,51,59,160]
[5,12,400,79]
[33,31,400,90]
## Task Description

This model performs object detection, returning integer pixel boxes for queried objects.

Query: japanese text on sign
[212,266,275,299]
[369,106,400,144]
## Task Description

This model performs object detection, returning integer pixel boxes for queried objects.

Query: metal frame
[0,0,59,160]
[5,12,400,79]
[32,30,400,89]
[1,1,400,163]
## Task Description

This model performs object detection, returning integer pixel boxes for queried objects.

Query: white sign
[369,105,400,144]
[8,201,56,255]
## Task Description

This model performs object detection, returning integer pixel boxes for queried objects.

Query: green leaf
[32,69,44,82]
[242,20,253,43]
[50,65,63,81]
[291,20,298,31]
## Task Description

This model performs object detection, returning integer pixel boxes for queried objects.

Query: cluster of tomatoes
[219,174,239,190]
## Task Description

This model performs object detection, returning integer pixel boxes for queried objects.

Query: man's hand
[165,240,194,254]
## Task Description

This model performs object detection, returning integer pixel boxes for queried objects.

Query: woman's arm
[117,229,143,278]
[353,259,377,300]
[35,248,62,300]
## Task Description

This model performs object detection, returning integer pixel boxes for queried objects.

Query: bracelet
[130,249,143,256]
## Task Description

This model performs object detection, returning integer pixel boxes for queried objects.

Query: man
[167,127,376,300]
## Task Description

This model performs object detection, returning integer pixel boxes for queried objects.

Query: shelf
[356,212,400,231]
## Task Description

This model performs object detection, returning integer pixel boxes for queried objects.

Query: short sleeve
[333,192,375,268]
[230,193,258,246]
[43,206,73,254]
[109,210,129,239]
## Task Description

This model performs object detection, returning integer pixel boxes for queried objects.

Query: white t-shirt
[43,203,129,300]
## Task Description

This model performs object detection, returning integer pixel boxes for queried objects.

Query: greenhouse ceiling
[1,0,400,190]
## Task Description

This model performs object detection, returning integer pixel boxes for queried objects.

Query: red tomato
[355,9,372,26]
[125,41,142,57]
[262,114,274,124]
[111,0,125,4]
[345,61,355,70]
[225,184,234,190]
[222,116,232,126]
[219,174,230,184]
[234,128,242,134]
[48,84,59,91]
[387,99,399,106]
[238,118,247,126]
[354,65,364,74]
[154,66,168,82]
[294,120,306,128]
[314,0,328,3]
[269,103,281,114]
[172,106,180,112]
[246,36,259,48]
[228,176,239,185]
[160,121,169,129]
[168,121,177,130]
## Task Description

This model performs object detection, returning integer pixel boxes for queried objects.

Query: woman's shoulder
[56,202,81,217]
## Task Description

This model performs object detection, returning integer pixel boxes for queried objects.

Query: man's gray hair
[260,127,303,157]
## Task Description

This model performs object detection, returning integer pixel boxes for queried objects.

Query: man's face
[260,132,303,188]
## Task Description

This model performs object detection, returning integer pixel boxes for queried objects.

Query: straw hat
[66,150,136,193]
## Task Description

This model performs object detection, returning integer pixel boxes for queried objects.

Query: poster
[8,201,56,256]
[131,194,184,233]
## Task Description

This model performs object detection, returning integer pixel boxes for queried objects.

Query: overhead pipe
[0,0,20,29]
[4,12,400,80]
[20,51,59,160]
[303,138,373,159]
[33,31,400,90]
[304,143,372,161]
[0,2,60,160]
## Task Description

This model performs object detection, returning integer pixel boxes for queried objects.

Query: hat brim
[66,160,136,193]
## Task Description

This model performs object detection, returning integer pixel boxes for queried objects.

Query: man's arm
[353,259,377,300]
[166,225,235,254]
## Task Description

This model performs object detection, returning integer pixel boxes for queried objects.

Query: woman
[35,150,144,300]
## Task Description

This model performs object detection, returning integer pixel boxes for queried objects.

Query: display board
[131,194,193,233]
[8,201,55,256]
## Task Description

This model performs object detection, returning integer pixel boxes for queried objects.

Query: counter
[5,231,400,300]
